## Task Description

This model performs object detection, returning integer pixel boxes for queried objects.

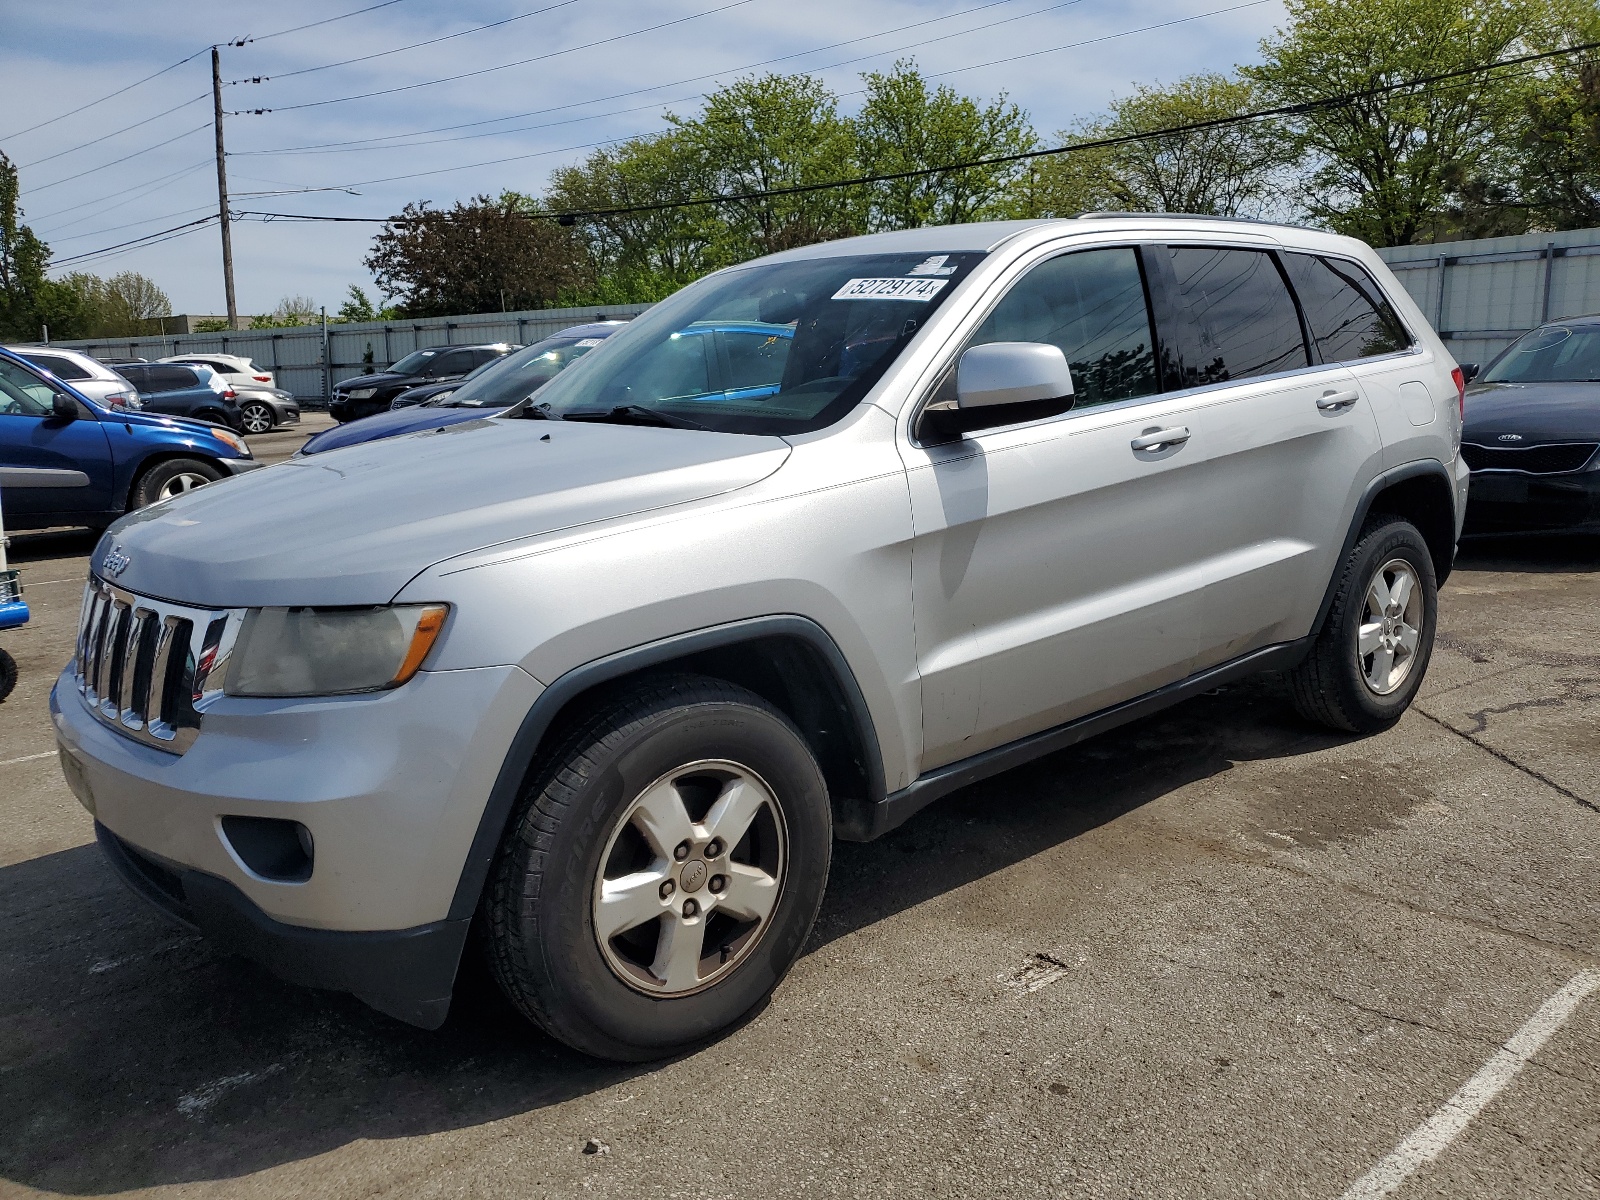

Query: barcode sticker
[830,277,949,302]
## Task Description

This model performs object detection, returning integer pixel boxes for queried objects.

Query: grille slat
[1461,442,1599,474]
[72,578,244,755]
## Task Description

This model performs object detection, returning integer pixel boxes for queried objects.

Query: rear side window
[1279,253,1412,362]
[117,365,148,389]
[21,353,92,380]
[472,348,503,368]
[432,349,476,375]
[1163,247,1309,385]
[967,246,1159,408]
[148,366,197,392]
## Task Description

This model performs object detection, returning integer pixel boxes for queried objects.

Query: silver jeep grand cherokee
[53,216,1469,1060]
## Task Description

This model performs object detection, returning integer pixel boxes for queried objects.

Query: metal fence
[1376,227,1600,366]
[39,302,655,405]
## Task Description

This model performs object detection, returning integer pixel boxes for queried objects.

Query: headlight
[348,388,377,399]
[210,428,252,456]
[226,604,449,697]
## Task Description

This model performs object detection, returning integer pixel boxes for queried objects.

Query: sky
[2,0,1289,316]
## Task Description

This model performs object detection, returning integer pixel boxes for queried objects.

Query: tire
[239,401,275,434]
[132,457,226,508]
[1289,516,1438,733]
[483,674,832,1061]
[0,647,16,704]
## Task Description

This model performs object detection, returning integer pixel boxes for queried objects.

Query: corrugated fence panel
[37,302,655,405]
[1377,226,1600,363]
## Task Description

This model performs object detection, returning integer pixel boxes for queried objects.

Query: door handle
[1130,426,1190,452]
[1317,389,1360,411]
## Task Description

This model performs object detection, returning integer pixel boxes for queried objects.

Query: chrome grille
[73,577,245,754]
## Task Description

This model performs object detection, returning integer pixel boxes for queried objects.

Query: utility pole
[211,46,238,329]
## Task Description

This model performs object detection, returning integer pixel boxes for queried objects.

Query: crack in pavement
[1415,708,1600,815]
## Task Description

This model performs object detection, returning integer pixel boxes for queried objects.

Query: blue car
[0,349,260,532]
[298,320,796,455]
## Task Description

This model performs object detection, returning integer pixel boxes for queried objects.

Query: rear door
[0,357,114,520]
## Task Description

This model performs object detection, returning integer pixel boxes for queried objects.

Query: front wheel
[239,401,275,434]
[132,457,225,508]
[482,675,831,1061]
[1289,516,1438,733]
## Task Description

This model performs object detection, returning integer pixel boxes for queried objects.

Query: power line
[27,125,212,195]
[32,159,215,230]
[249,0,418,43]
[1,48,210,141]
[48,204,221,246]
[52,215,219,268]
[236,0,582,84]
[250,0,763,113]
[18,94,210,171]
[235,39,1600,229]
[235,0,1061,158]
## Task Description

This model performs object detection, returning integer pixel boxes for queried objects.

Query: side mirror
[1459,362,1480,384]
[51,392,79,420]
[957,342,1075,410]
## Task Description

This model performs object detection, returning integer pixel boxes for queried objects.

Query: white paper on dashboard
[830,277,949,302]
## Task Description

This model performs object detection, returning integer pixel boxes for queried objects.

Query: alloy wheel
[592,759,787,996]
[156,472,213,501]
[1358,558,1424,695]
[240,403,273,434]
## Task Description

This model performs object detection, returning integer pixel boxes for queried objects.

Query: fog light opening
[220,816,314,883]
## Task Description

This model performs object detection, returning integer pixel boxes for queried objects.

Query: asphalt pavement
[0,435,1595,1199]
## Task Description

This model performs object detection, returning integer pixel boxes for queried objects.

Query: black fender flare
[446,614,885,921]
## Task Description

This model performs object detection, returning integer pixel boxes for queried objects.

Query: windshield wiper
[561,404,706,430]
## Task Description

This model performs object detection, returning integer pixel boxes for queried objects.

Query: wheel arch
[127,450,231,509]
[446,616,886,922]
[1311,459,1458,639]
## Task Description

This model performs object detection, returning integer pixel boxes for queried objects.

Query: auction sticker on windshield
[831,277,949,302]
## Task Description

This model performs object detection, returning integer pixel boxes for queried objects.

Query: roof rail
[1071,211,1288,228]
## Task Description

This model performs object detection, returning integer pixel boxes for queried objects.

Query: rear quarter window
[1279,252,1412,362]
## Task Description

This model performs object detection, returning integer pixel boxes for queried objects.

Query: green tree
[364,192,590,316]
[1511,0,1600,230]
[0,151,81,340]
[670,73,864,260]
[334,284,398,322]
[1026,73,1292,219]
[853,60,1036,230]
[545,131,721,302]
[250,295,318,329]
[1245,0,1550,246]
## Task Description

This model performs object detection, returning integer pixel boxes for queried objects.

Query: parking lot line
[0,751,56,768]
[1338,970,1600,1200]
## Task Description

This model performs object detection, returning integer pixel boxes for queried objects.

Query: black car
[329,343,517,422]
[1461,316,1600,535]
[115,362,246,431]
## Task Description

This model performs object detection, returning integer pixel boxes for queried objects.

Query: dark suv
[330,344,517,422]
[116,363,245,431]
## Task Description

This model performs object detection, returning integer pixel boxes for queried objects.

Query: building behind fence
[29,225,1600,402]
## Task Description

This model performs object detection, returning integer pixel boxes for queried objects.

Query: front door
[0,358,114,522]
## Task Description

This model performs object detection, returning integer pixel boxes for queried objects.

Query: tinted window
[21,353,91,380]
[1280,253,1410,362]
[1165,247,1308,385]
[471,348,504,367]
[117,365,148,389]
[967,247,1158,407]
[147,366,197,392]
[389,349,439,375]
[431,350,475,376]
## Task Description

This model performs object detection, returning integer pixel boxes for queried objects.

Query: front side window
[518,251,986,435]
[389,349,439,375]
[1164,247,1309,385]
[964,246,1159,408]
[0,358,56,415]
[1481,323,1600,383]
[1279,253,1411,363]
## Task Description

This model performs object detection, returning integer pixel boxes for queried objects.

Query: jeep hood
[99,417,791,607]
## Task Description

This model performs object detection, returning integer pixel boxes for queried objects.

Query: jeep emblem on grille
[101,545,131,578]
[1497,433,1524,442]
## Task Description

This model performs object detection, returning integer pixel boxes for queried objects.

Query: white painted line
[0,750,56,767]
[20,577,83,586]
[1339,970,1600,1200]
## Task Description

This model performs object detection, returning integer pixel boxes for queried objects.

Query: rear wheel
[239,401,275,434]
[132,458,225,508]
[1289,516,1437,733]
[482,675,831,1061]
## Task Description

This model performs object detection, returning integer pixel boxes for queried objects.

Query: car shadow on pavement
[1454,532,1600,573]
[0,672,1343,1195]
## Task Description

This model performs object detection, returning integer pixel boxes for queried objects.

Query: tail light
[253,374,271,382]
[105,392,128,410]
[223,388,237,400]
[1450,367,1466,420]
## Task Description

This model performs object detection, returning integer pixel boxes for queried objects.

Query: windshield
[512,251,985,435]
[439,334,607,408]
[1483,324,1600,383]
[389,349,439,375]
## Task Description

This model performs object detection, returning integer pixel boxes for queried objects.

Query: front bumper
[1463,469,1600,534]
[221,457,265,476]
[52,661,543,1023]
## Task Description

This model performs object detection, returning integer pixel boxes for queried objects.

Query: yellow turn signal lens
[389,605,449,686]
